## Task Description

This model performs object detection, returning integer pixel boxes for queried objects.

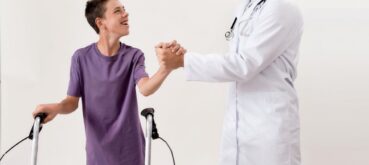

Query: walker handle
[28,113,47,140]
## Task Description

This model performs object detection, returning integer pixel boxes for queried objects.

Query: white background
[1,0,369,164]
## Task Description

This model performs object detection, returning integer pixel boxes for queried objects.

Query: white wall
[0,0,2,152]
[1,0,369,165]
[298,3,369,164]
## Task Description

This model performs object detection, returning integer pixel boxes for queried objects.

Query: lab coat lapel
[238,0,263,22]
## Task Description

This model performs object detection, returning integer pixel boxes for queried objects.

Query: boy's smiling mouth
[120,20,129,26]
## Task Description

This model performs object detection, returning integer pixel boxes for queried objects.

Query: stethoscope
[225,0,267,41]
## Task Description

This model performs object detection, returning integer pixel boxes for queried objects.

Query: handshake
[155,40,186,72]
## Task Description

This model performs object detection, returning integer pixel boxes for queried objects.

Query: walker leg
[30,113,46,165]
[144,115,153,165]
[141,108,160,165]
[31,117,41,165]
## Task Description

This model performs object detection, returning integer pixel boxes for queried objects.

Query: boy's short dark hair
[85,0,109,34]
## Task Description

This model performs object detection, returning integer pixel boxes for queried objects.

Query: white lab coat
[184,0,303,164]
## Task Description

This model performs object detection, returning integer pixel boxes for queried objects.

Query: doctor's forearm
[184,52,255,82]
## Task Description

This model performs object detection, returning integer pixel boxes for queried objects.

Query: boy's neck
[97,34,121,57]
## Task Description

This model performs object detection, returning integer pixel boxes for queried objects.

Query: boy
[32,0,185,164]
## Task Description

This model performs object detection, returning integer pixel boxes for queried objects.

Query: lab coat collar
[238,0,263,21]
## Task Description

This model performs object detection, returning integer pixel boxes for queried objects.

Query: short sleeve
[67,51,82,97]
[133,51,149,84]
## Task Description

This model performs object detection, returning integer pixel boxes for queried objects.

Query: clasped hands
[155,40,186,72]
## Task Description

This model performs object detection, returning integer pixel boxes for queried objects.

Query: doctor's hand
[163,40,187,56]
[155,40,186,56]
[155,40,186,71]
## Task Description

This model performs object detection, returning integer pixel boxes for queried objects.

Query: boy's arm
[137,67,171,97]
[137,41,186,96]
[32,96,79,123]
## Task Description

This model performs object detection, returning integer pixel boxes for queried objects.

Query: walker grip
[28,113,47,140]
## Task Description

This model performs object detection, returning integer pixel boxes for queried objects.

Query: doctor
[156,0,303,164]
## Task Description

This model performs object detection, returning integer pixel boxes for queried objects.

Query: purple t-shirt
[67,42,148,165]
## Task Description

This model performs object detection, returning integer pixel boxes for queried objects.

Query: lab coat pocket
[238,18,254,38]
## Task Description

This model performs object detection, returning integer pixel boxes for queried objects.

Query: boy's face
[98,0,129,37]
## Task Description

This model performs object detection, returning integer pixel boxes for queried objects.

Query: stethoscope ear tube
[230,17,238,30]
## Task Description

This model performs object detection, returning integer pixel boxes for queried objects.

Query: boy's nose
[123,12,129,18]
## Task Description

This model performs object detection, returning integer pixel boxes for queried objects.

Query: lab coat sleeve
[184,1,303,82]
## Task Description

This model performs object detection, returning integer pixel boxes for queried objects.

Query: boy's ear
[95,17,103,32]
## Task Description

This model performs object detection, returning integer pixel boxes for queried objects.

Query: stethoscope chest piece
[224,0,266,41]
[225,17,238,41]
[225,30,234,41]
